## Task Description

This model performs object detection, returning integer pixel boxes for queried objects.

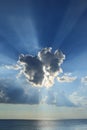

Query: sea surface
[0,119,87,130]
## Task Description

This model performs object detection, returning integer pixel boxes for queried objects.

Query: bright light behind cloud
[1,47,77,107]
[1,47,87,108]
[0,0,87,121]
[6,47,65,87]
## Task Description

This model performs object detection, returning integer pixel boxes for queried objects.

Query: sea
[0,119,87,130]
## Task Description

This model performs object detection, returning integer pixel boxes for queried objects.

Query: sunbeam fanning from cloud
[0,15,40,63]
[54,0,87,47]
[0,0,87,120]
[5,47,65,87]
[0,54,16,65]
[9,16,40,54]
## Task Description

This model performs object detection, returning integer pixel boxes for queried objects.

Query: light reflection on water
[0,119,87,130]
[36,120,87,130]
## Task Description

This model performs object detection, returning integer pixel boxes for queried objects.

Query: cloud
[0,78,40,104]
[0,78,76,107]
[57,73,77,83]
[0,90,9,103]
[81,76,87,85]
[69,92,87,107]
[46,92,75,107]
[55,91,75,107]
[17,47,65,87]
[40,88,75,107]
[1,47,78,106]
[5,64,21,70]
[1,47,79,106]
[69,79,87,107]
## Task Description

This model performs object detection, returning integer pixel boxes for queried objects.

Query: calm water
[0,119,87,130]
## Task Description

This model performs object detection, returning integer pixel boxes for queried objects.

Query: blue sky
[0,0,87,119]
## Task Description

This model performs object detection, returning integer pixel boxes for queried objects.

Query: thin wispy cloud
[57,73,77,83]
[81,76,87,85]
[69,92,87,107]
[69,79,87,107]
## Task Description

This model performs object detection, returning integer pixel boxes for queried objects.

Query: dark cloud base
[0,48,75,107]
[18,47,65,87]
[0,79,40,104]
[0,78,75,107]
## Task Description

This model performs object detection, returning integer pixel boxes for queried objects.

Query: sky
[0,0,87,120]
